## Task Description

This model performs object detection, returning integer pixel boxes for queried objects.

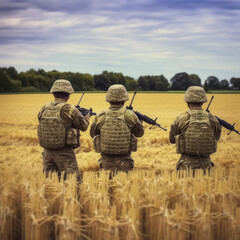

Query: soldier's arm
[169,117,181,144]
[90,116,98,138]
[38,106,45,121]
[61,104,89,131]
[90,111,106,138]
[208,112,222,140]
[169,112,190,144]
[125,110,144,137]
[73,108,89,132]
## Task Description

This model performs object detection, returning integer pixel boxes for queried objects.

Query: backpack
[184,110,216,156]
[38,102,66,149]
[100,108,131,155]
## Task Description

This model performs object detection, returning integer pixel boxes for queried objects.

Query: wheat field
[0,93,240,240]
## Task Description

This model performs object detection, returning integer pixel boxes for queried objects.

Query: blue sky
[0,0,240,82]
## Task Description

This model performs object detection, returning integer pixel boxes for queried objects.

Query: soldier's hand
[84,113,90,121]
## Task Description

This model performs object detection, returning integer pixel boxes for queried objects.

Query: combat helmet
[184,86,207,103]
[106,84,129,102]
[50,79,74,94]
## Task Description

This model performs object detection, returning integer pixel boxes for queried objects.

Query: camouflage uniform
[169,86,221,171]
[90,85,144,172]
[38,80,89,181]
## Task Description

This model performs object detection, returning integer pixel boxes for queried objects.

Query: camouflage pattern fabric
[90,105,144,138]
[100,108,131,155]
[170,110,221,170]
[38,98,89,132]
[50,79,74,93]
[98,153,134,172]
[43,146,81,182]
[184,86,208,103]
[38,102,66,149]
[176,154,213,170]
[184,110,216,155]
[90,104,144,172]
[105,84,129,102]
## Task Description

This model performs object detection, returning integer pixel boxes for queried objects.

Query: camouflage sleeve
[73,107,89,132]
[169,112,189,144]
[169,117,180,144]
[90,115,98,138]
[208,112,222,140]
[90,122,97,138]
[38,106,45,121]
[90,111,106,138]
[125,109,144,137]
[62,104,89,131]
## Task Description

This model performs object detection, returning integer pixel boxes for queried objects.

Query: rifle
[126,92,167,131]
[206,96,240,135]
[75,92,96,116]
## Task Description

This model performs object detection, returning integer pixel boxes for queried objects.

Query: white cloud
[0,1,239,80]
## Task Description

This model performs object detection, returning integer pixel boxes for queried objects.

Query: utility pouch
[93,135,101,153]
[175,134,185,154]
[130,134,138,152]
[66,128,80,148]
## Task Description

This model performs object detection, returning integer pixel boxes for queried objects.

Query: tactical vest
[100,108,131,155]
[184,110,216,156]
[38,102,66,150]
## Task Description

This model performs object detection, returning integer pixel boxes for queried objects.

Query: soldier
[38,79,89,182]
[90,84,144,172]
[169,86,221,171]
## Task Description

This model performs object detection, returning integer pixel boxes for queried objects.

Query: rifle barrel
[205,95,239,135]
[206,96,214,112]
[128,91,137,109]
[216,116,240,135]
[135,111,167,131]
[77,92,85,106]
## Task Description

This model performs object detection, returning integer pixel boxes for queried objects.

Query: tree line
[0,67,239,93]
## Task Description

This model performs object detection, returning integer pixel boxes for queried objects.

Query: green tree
[0,69,12,92]
[189,74,201,86]
[0,67,21,92]
[82,73,95,91]
[6,66,18,79]
[170,72,190,90]
[155,75,169,91]
[19,71,50,91]
[138,75,169,91]
[10,78,21,92]
[204,76,220,90]
[230,77,240,90]
[138,76,149,90]
[94,71,125,90]
[68,73,95,91]
[203,81,209,92]
[34,75,51,91]
[220,79,229,90]
[125,76,139,91]
[18,72,30,87]
[47,70,63,82]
